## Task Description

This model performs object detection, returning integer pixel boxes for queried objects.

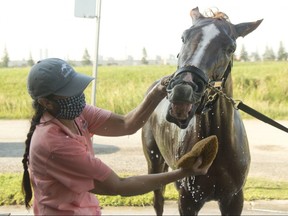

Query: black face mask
[53,93,86,120]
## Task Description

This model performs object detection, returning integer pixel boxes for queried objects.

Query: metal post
[90,0,101,144]
[91,0,102,106]
[74,0,100,144]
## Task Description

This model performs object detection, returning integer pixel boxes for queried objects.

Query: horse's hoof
[176,135,218,169]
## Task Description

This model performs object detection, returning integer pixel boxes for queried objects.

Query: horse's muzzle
[165,66,208,128]
[166,84,202,128]
[167,84,195,120]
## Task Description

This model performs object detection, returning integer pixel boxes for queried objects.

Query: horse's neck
[215,78,234,116]
[197,79,234,136]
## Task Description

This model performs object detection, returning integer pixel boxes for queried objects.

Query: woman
[22,58,211,215]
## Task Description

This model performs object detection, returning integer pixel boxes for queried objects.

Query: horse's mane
[203,8,230,22]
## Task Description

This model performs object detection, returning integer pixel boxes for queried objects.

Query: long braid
[22,100,44,209]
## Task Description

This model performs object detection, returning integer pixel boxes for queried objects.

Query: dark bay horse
[142,7,262,215]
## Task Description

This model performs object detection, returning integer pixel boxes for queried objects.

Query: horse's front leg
[142,124,168,216]
[152,161,169,216]
[176,184,205,216]
[218,189,244,216]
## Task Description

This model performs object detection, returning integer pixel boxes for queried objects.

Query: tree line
[237,41,287,62]
[1,41,287,67]
[0,46,151,67]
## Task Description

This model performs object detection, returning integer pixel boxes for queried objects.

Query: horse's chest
[151,100,196,168]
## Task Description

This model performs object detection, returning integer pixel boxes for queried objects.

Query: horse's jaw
[166,103,196,129]
[170,102,192,120]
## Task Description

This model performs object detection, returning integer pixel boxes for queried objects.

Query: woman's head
[27,58,94,100]
[27,58,94,119]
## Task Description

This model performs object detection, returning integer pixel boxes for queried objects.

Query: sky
[0,0,287,61]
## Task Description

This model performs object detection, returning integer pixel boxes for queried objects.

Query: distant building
[7,55,177,67]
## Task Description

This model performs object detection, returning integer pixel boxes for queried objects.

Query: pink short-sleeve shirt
[29,105,112,215]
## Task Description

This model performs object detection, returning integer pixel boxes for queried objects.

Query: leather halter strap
[208,61,232,89]
[173,65,209,84]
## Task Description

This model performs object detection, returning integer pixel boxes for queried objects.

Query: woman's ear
[37,98,54,110]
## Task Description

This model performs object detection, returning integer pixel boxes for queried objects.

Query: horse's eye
[227,48,235,54]
[226,45,236,54]
[181,36,185,43]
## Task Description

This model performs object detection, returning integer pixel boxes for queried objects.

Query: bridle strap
[174,65,209,84]
[200,61,233,113]
[221,60,233,88]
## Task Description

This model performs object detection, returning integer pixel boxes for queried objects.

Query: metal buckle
[209,81,223,89]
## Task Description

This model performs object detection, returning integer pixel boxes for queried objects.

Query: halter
[165,64,231,114]
[173,65,209,84]
[166,65,208,94]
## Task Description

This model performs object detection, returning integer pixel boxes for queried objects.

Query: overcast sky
[0,0,287,61]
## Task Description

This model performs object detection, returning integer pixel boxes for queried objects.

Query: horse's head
[166,7,263,129]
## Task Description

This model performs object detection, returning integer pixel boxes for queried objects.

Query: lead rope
[207,83,288,134]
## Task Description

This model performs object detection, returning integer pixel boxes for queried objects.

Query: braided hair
[21,100,44,209]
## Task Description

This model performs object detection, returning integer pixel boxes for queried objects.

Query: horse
[141,7,262,215]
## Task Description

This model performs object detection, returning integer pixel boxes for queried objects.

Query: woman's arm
[94,79,167,136]
[90,157,209,196]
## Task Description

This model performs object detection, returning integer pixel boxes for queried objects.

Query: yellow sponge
[176,135,218,169]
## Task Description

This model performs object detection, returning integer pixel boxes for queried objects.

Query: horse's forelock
[203,8,230,22]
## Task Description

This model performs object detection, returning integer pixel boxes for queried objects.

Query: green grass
[1,173,288,206]
[244,178,288,200]
[0,62,288,119]
[232,61,288,119]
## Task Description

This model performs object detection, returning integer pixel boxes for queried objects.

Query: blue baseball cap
[27,58,94,99]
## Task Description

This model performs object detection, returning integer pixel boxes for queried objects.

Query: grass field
[0,61,287,119]
[1,173,288,206]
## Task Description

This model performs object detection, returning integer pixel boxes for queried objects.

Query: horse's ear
[234,19,263,38]
[190,7,205,24]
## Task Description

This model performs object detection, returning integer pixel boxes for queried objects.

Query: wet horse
[142,7,262,215]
